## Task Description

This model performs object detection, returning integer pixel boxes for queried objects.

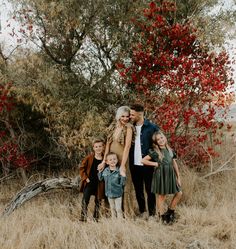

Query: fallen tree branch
[0,173,16,183]
[201,153,236,179]
[2,176,81,216]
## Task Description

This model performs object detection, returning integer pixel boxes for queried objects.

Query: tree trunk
[16,168,28,184]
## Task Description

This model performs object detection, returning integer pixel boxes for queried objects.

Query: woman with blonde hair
[98,106,135,215]
[141,131,182,224]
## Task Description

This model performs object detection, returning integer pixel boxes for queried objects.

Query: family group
[79,104,182,224]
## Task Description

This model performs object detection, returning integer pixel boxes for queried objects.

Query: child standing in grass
[98,152,126,219]
[79,138,105,222]
[141,131,182,224]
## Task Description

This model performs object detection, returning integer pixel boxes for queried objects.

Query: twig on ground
[0,173,16,183]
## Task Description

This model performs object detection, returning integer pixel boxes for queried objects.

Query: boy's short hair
[106,152,118,159]
[92,137,105,146]
[130,103,144,112]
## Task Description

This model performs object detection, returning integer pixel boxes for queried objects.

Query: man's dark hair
[130,104,144,112]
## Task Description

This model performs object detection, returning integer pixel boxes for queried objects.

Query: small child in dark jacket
[79,138,105,222]
[98,152,126,219]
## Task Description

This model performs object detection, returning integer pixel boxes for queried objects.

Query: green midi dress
[149,148,180,195]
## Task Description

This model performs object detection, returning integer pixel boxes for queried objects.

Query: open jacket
[129,119,159,166]
[79,153,105,199]
[98,167,126,198]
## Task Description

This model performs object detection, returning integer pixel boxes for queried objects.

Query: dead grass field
[0,124,235,249]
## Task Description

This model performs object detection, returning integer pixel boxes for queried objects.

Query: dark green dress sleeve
[148,149,161,164]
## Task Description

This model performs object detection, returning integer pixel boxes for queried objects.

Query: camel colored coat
[79,153,105,200]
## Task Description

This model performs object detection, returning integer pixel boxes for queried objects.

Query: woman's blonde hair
[152,131,173,161]
[115,106,130,121]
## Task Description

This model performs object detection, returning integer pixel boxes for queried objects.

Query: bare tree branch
[201,153,236,179]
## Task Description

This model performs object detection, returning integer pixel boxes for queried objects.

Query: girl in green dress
[141,131,182,224]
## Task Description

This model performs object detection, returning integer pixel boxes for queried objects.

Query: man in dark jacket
[129,104,160,218]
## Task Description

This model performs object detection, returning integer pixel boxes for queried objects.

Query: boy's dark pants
[81,183,101,221]
[130,165,156,216]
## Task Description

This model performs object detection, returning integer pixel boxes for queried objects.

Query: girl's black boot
[161,214,169,224]
[165,208,175,224]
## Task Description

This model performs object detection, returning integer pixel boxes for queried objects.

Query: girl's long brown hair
[152,131,173,161]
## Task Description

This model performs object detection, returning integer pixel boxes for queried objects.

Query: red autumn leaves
[118,1,234,166]
[0,84,30,173]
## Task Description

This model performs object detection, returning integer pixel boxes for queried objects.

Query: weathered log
[2,176,81,216]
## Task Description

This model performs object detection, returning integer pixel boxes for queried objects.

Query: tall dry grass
[0,124,235,249]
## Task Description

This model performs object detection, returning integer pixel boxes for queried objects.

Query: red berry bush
[0,84,30,175]
[118,1,234,166]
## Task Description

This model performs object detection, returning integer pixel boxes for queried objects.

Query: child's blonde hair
[152,131,173,161]
[106,152,118,159]
[92,137,105,146]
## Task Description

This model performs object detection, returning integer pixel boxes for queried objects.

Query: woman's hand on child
[86,178,90,183]
[97,161,105,171]
[120,167,126,177]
